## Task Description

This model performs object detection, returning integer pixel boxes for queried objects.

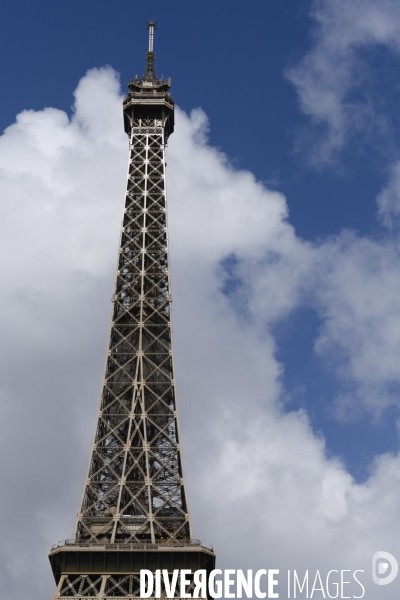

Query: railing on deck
[50,538,213,551]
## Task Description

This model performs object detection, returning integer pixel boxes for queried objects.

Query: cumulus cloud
[280,0,400,414]
[312,232,400,417]
[2,66,400,600]
[286,0,400,166]
[0,66,127,598]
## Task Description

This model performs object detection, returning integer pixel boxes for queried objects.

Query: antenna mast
[145,20,157,80]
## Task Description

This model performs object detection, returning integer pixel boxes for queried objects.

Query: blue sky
[3,1,400,598]
[17,0,393,479]
[0,0,390,235]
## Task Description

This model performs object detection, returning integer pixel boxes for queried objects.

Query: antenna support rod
[147,21,157,52]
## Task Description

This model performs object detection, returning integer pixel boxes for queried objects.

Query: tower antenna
[145,20,157,80]
[147,20,156,51]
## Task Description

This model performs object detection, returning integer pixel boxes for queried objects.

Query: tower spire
[145,20,157,80]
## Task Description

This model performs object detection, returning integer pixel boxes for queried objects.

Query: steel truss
[53,569,208,599]
[74,118,191,547]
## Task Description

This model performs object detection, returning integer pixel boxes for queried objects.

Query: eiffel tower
[49,22,215,599]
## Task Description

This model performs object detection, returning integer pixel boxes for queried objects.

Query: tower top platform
[123,21,174,137]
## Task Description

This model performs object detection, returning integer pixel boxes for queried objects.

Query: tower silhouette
[49,22,215,599]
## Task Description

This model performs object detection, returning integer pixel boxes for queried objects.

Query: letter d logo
[372,551,398,585]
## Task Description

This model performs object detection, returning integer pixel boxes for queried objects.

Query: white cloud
[2,67,400,599]
[377,162,400,226]
[281,0,400,415]
[0,66,127,598]
[286,0,400,166]
[312,232,400,417]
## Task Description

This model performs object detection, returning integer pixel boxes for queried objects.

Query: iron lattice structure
[49,23,215,599]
